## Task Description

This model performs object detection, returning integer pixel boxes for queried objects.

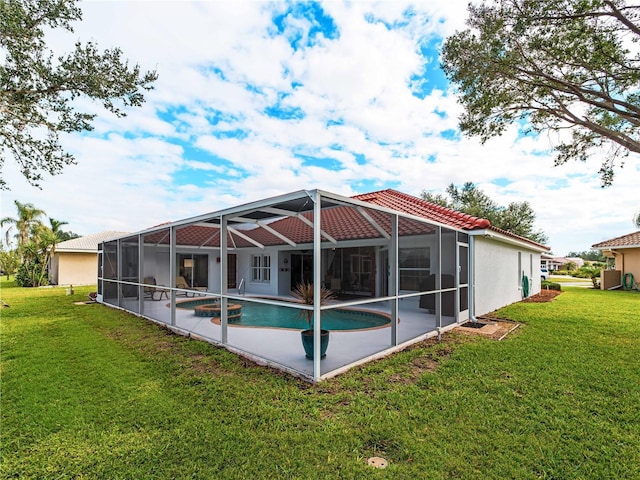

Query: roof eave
[593,244,640,251]
[469,228,550,253]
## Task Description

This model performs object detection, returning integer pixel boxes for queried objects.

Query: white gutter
[470,229,548,253]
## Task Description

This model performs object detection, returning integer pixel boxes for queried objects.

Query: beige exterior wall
[615,248,640,285]
[56,252,98,286]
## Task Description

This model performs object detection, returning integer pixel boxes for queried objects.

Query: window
[399,247,430,291]
[251,255,271,283]
[518,252,522,286]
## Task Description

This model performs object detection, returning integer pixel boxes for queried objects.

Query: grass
[548,275,592,284]
[1,279,639,479]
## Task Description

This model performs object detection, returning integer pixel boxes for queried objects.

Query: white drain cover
[368,456,388,469]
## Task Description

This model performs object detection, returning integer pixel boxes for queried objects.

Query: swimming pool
[176,298,390,331]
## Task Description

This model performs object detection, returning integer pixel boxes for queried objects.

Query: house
[541,254,583,271]
[592,231,640,290]
[98,189,548,381]
[50,231,128,286]
[541,254,561,271]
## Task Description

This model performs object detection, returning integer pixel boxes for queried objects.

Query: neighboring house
[50,231,128,286]
[541,255,583,271]
[540,254,562,271]
[98,189,548,381]
[592,231,640,289]
[564,256,585,269]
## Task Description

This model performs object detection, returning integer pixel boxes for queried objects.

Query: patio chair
[176,276,207,297]
[143,276,169,301]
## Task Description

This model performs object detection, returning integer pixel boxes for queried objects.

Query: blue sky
[2,0,639,256]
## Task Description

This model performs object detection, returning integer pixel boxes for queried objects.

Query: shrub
[14,259,49,287]
[576,265,602,288]
[541,280,562,291]
[14,262,34,287]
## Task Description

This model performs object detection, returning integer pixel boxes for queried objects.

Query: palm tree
[634,210,640,229]
[48,217,69,241]
[0,201,45,250]
[47,217,69,257]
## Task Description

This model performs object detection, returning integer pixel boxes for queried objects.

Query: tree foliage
[0,0,158,189]
[421,182,548,244]
[0,200,45,250]
[566,249,606,261]
[441,0,640,186]
[0,244,20,278]
[0,199,68,286]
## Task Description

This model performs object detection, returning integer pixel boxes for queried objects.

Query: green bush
[14,259,48,287]
[554,270,570,276]
[14,262,34,287]
[575,265,602,288]
[541,280,562,291]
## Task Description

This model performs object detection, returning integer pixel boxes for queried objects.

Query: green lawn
[548,275,592,285]
[1,279,639,479]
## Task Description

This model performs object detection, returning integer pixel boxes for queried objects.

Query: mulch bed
[521,289,563,302]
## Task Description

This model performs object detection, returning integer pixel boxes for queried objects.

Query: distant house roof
[56,231,129,253]
[592,231,640,250]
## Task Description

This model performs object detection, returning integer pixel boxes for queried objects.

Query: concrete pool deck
[116,294,459,380]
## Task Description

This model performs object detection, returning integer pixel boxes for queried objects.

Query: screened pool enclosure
[98,189,471,382]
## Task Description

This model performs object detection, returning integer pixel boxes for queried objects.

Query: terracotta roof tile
[592,231,640,249]
[133,189,547,250]
[352,189,491,230]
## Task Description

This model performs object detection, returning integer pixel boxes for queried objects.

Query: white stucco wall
[472,235,542,316]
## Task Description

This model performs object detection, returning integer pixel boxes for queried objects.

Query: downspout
[469,233,478,323]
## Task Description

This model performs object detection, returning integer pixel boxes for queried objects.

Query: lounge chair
[143,276,169,301]
[176,276,207,297]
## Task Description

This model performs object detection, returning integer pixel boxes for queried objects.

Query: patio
[99,189,472,382]
[117,292,457,380]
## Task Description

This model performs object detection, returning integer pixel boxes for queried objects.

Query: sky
[2,0,639,257]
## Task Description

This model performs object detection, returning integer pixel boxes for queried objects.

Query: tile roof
[122,189,547,250]
[352,189,491,230]
[592,231,640,249]
[56,231,129,252]
[253,205,435,245]
[355,189,549,250]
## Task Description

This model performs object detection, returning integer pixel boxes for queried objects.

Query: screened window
[251,255,271,283]
[399,247,430,291]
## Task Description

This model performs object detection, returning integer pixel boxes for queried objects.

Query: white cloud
[2,0,638,259]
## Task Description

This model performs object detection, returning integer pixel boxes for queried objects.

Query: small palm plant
[290,282,335,329]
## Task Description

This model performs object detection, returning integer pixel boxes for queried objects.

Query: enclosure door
[97,250,103,302]
[458,242,469,320]
[379,249,389,297]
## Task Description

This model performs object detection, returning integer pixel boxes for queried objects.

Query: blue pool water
[176,299,390,331]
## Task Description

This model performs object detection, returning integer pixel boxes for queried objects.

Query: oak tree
[421,182,549,244]
[441,0,640,186]
[0,0,158,189]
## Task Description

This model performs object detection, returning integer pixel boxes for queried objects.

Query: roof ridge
[354,189,492,229]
